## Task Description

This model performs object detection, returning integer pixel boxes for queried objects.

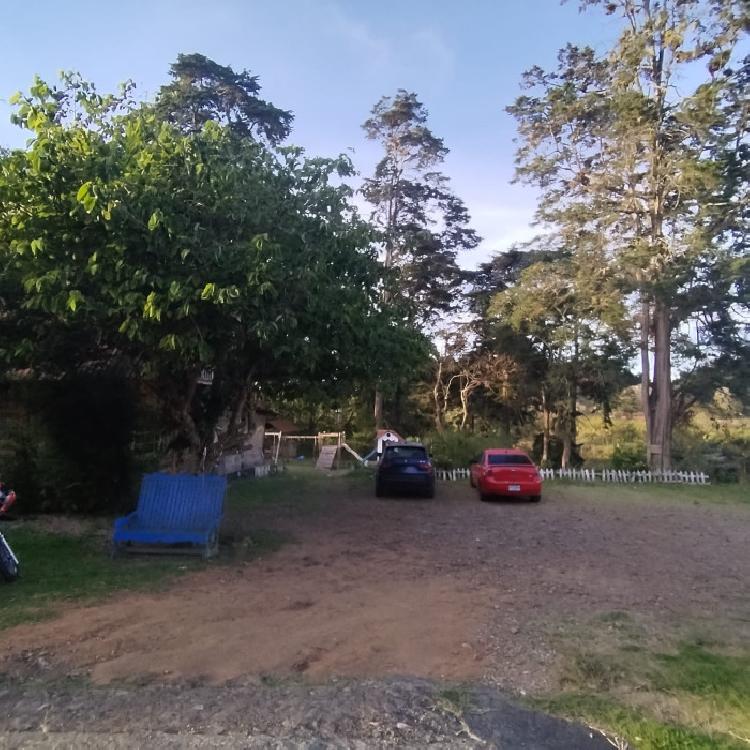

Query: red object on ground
[470,449,542,501]
[0,490,16,515]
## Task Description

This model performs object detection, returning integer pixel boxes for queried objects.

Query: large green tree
[508,0,748,469]
[362,90,480,428]
[490,238,634,467]
[0,72,416,469]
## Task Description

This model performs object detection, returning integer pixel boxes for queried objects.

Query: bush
[423,430,512,469]
[0,376,137,513]
[611,442,648,471]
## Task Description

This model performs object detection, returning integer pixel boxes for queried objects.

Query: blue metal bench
[113,473,226,558]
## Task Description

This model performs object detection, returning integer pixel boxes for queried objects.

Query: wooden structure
[316,444,339,470]
[262,429,364,470]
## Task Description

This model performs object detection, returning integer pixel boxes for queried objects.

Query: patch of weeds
[438,685,474,714]
[597,610,632,626]
[532,693,747,750]
[0,528,199,630]
[225,528,292,562]
[620,644,643,653]
[653,643,750,704]
[564,652,630,692]
[258,673,302,688]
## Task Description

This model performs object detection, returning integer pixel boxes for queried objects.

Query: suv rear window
[487,454,532,466]
[384,445,427,459]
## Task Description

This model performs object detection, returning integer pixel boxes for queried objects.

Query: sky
[0,0,623,270]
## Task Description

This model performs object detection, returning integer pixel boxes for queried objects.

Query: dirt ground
[0,474,748,746]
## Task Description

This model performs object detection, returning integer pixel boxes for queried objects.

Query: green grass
[539,633,750,749]
[546,482,750,506]
[654,643,750,697]
[226,464,371,513]
[0,467,350,631]
[0,527,200,630]
[533,693,748,750]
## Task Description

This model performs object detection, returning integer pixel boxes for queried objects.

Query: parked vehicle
[0,483,19,581]
[469,449,542,502]
[0,484,16,516]
[375,442,435,498]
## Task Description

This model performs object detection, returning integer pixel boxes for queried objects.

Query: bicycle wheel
[0,534,19,581]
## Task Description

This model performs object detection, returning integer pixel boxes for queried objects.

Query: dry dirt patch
[2,475,748,693]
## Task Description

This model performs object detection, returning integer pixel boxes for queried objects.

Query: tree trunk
[560,387,577,469]
[560,332,579,470]
[649,299,672,471]
[374,389,384,430]
[169,371,202,472]
[394,380,403,427]
[433,360,445,432]
[561,420,572,469]
[374,236,395,432]
[222,365,257,455]
[541,390,551,466]
[640,299,652,466]
[459,379,470,431]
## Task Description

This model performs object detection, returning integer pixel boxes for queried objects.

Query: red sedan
[469,449,543,502]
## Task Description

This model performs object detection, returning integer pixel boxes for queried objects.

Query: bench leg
[203,531,219,560]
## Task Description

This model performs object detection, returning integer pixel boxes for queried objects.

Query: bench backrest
[136,473,226,531]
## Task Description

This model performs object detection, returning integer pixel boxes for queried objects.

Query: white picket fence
[539,467,709,484]
[435,467,709,484]
[436,468,472,481]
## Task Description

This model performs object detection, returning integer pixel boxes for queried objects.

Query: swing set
[264,430,363,470]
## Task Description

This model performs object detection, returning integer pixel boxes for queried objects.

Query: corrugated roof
[266,418,300,433]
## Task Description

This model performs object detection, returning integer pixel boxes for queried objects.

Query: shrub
[423,430,512,469]
[0,376,137,513]
[611,442,648,471]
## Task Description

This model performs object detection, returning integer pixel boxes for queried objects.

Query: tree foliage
[0,70,423,471]
[362,90,480,325]
[154,53,293,145]
[489,239,634,466]
[507,0,748,468]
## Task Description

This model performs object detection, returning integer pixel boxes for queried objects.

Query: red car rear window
[487,454,532,466]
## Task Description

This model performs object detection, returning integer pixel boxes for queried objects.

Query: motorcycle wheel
[0,536,20,581]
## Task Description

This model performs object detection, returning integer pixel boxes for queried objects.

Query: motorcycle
[0,483,19,581]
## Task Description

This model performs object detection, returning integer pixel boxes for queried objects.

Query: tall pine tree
[362,90,479,427]
[508,0,747,470]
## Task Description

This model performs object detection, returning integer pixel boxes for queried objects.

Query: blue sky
[0,1,622,269]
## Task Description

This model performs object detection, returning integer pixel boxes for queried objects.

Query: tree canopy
[154,53,293,145]
[0,71,426,466]
[362,90,480,326]
[506,0,748,469]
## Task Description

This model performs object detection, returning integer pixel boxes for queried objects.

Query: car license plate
[508,484,521,492]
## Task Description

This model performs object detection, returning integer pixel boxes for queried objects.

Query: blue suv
[375,442,436,498]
